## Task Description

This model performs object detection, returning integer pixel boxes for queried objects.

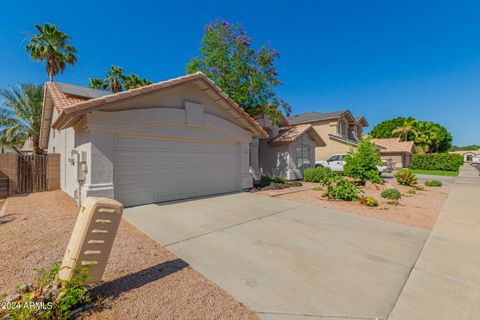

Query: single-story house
[251,114,324,180]
[288,110,369,162]
[371,138,415,168]
[449,150,480,162]
[39,72,267,207]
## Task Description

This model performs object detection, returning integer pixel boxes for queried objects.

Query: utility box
[58,197,123,283]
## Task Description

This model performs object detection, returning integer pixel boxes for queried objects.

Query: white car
[315,153,392,174]
[472,156,480,164]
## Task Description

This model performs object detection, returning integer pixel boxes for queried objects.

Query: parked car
[315,153,392,174]
[472,156,480,165]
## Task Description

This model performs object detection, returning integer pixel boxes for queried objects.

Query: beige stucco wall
[380,153,407,168]
[48,85,256,202]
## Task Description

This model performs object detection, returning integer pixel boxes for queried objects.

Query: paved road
[124,193,428,319]
[388,165,480,320]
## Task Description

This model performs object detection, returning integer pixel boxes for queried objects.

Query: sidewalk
[388,165,480,319]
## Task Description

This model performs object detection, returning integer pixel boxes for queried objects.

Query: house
[371,138,415,168]
[288,110,369,161]
[20,138,34,154]
[39,72,267,207]
[251,114,324,180]
[449,149,480,162]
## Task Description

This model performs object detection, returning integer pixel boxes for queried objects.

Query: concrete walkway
[388,165,480,319]
[124,193,428,319]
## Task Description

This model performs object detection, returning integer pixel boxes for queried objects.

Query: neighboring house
[371,138,415,168]
[39,72,267,207]
[251,114,324,180]
[288,110,369,161]
[449,150,480,162]
[20,138,34,154]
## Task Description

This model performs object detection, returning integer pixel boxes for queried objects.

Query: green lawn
[408,169,459,176]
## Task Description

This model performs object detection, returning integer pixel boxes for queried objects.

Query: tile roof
[269,124,323,146]
[288,110,348,124]
[44,82,96,112]
[371,138,415,154]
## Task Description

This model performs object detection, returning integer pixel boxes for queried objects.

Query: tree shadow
[0,213,15,225]
[91,258,189,299]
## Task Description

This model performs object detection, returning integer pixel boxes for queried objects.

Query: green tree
[344,139,382,184]
[415,121,452,153]
[104,66,124,93]
[186,19,290,123]
[25,23,77,81]
[369,117,414,139]
[0,84,44,154]
[123,74,152,90]
[88,78,104,90]
[392,119,417,141]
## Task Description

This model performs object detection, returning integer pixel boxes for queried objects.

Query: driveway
[124,193,429,320]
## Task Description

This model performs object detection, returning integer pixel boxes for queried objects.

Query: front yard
[407,169,459,176]
[257,179,450,229]
[0,191,257,320]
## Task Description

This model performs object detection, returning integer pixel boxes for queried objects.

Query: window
[327,155,339,162]
[337,120,347,137]
[295,146,311,171]
[356,125,362,140]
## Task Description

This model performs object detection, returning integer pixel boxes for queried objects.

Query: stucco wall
[380,153,406,168]
[47,87,256,203]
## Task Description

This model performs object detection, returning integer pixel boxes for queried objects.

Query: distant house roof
[288,110,349,124]
[371,138,415,154]
[288,110,368,127]
[449,150,480,156]
[39,72,268,149]
[269,124,324,146]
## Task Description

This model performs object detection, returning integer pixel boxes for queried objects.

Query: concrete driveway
[124,193,428,320]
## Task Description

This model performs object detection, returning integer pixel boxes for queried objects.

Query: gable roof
[40,72,267,148]
[288,110,349,124]
[371,138,415,154]
[269,124,324,146]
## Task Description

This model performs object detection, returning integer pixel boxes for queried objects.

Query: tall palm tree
[0,84,44,155]
[104,66,124,93]
[88,78,104,90]
[25,23,77,82]
[392,119,417,141]
[123,74,152,90]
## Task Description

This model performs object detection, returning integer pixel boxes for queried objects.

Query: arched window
[337,120,346,137]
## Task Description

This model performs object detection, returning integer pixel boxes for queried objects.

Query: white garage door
[114,136,241,207]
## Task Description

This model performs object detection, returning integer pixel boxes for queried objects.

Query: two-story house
[288,110,369,161]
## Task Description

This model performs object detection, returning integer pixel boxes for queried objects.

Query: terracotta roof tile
[371,138,415,154]
[269,124,323,146]
[45,82,91,112]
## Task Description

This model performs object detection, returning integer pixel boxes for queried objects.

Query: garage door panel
[114,136,241,207]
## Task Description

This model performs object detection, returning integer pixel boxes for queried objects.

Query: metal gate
[16,155,48,194]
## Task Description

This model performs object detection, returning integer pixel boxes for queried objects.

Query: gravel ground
[0,191,258,320]
[258,180,450,229]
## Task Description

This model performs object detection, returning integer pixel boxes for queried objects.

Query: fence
[0,153,60,198]
[17,155,48,193]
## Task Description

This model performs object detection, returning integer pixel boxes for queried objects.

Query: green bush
[344,139,382,184]
[255,175,286,188]
[359,196,379,207]
[395,170,418,186]
[410,153,464,172]
[381,188,402,200]
[2,263,92,320]
[325,177,363,201]
[425,179,442,187]
[303,167,337,184]
[271,175,286,184]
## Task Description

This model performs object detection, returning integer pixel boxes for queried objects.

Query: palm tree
[392,119,417,141]
[123,74,152,90]
[104,66,124,93]
[0,84,44,155]
[25,23,77,82]
[88,78,104,90]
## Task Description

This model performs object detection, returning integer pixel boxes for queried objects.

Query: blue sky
[1,0,479,145]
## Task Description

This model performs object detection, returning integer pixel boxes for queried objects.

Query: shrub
[381,188,402,200]
[410,153,464,172]
[344,139,382,184]
[313,186,323,191]
[395,170,418,186]
[359,196,379,207]
[407,189,416,194]
[415,185,425,191]
[425,179,442,187]
[271,175,286,184]
[2,263,92,320]
[255,175,286,188]
[303,167,337,184]
[325,177,363,201]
